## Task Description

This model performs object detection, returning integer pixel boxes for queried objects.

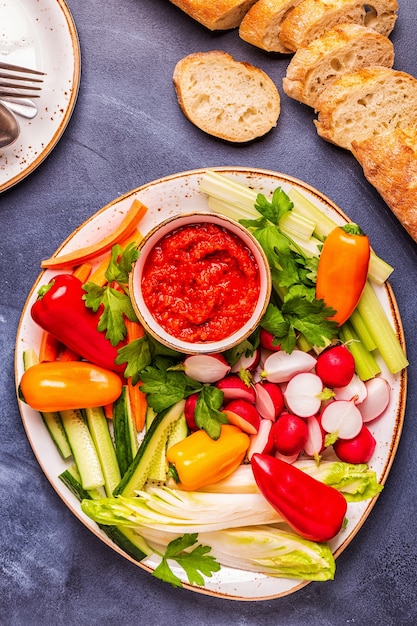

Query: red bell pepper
[251,453,347,543]
[31,274,125,375]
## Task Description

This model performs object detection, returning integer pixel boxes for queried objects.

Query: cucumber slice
[114,399,186,497]
[113,386,138,477]
[84,406,121,496]
[22,348,72,459]
[60,409,105,490]
[167,413,189,450]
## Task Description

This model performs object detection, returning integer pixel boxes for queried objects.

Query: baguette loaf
[283,23,394,108]
[239,0,305,53]
[352,127,417,242]
[279,0,398,52]
[173,51,281,143]
[169,0,258,31]
[314,66,417,150]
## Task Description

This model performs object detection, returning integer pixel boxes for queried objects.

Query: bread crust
[173,51,281,143]
[279,0,398,52]
[314,66,417,150]
[283,23,394,107]
[239,0,305,53]
[352,127,417,242]
[169,0,258,30]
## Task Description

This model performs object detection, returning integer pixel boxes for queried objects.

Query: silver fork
[0,61,45,99]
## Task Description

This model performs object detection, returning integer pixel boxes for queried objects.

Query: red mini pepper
[31,274,125,375]
[316,223,370,326]
[251,453,347,543]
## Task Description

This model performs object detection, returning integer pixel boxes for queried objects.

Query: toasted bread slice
[352,126,417,242]
[314,66,417,150]
[169,0,258,30]
[239,0,305,53]
[283,23,394,108]
[173,51,281,143]
[279,0,398,52]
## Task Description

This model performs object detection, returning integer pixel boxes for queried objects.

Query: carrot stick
[103,403,114,419]
[125,319,147,431]
[39,332,61,362]
[72,262,93,282]
[87,228,143,287]
[59,346,82,362]
[40,199,148,269]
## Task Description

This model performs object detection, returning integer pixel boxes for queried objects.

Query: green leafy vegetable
[116,336,152,384]
[152,533,221,588]
[194,386,228,439]
[83,243,139,346]
[139,359,202,413]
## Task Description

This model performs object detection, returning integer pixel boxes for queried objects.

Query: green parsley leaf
[254,187,294,223]
[105,242,139,284]
[115,335,152,383]
[152,533,221,588]
[97,287,137,346]
[194,385,228,439]
[139,364,202,413]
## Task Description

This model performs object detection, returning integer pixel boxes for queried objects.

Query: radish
[284,372,323,418]
[333,374,367,404]
[247,419,275,459]
[274,450,300,464]
[223,399,261,435]
[230,347,261,373]
[255,381,284,421]
[333,425,376,463]
[184,392,199,431]
[261,350,317,383]
[271,412,308,457]
[358,377,391,423]
[315,344,355,388]
[216,375,256,404]
[320,399,363,441]
[183,353,231,383]
[304,415,326,458]
[259,328,281,352]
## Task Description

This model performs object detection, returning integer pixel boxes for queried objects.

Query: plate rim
[0,0,81,193]
[14,166,408,601]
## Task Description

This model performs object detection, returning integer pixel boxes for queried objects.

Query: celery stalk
[339,322,381,381]
[349,308,377,352]
[356,282,408,374]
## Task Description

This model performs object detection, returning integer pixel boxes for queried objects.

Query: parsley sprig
[240,188,338,352]
[152,533,221,588]
[82,243,139,346]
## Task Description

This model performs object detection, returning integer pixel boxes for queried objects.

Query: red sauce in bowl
[141,222,261,343]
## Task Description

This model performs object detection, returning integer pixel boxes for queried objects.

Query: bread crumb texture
[173,51,281,142]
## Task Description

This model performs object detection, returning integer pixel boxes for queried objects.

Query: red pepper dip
[141,222,261,343]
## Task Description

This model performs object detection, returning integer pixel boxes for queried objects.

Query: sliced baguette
[352,127,417,242]
[314,66,417,150]
[239,0,305,53]
[279,0,398,52]
[173,51,281,143]
[169,0,258,31]
[283,23,394,108]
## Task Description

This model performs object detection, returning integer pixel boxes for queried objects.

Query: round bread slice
[314,66,417,150]
[351,126,417,242]
[173,51,281,142]
[283,23,395,108]
[279,0,398,52]
[239,0,305,54]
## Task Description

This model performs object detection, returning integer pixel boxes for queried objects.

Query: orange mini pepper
[316,223,370,326]
[166,424,250,491]
[19,361,123,412]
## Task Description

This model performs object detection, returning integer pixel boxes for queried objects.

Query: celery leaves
[152,533,221,588]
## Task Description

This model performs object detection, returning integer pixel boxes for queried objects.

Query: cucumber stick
[84,406,121,496]
[113,386,138,477]
[114,399,186,497]
[22,349,72,459]
[60,409,104,490]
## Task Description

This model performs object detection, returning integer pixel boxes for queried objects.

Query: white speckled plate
[0,0,80,192]
[15,168,407,600]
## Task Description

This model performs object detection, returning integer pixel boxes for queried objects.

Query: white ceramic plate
[15,168,407,601]
[0,0,80,192]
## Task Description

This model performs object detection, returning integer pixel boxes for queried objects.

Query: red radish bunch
[181,342,391,466]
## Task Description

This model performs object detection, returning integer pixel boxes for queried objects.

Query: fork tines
[0,62,45,99]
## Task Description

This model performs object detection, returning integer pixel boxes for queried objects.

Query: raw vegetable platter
[15,167,407,601]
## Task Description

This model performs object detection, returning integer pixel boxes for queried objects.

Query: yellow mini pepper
[166,424,250,491]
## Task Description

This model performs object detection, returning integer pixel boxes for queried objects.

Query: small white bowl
[130,212,272,354]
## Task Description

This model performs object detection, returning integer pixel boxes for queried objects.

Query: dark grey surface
[1,1,417,624]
